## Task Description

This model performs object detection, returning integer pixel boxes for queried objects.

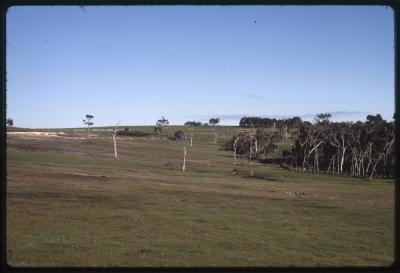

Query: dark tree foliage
[184,121,203,126]
[6,118,13,126]
[225,130,278,159]
[314,113,332,125]
[366,114,385,125]
[117,128,150,137]
[231,114,394,179]
[174,130,185,141]
[156,116,169,126]
[83,114,94,133]
[209,118,220,126]
[156,116,169,133]
[224,133,252,155]
[239,116,302,129]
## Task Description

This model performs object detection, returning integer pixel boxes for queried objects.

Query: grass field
[6,126,394,267]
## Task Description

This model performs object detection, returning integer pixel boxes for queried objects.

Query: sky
[6,5,394,128]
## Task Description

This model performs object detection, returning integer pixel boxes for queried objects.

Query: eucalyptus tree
[282,125,288,140]
[291,114,394,178]
[184,123,195,146]
[314,113,332,125]
[251,124,258,154]
[112,121,121,159]
[233,136,240,164]
[156,116,169,133]
[83,114,94,135]
[175,130,189,171]
[190,126,194,146]
[6,118,13,127]
[209,117,220,143]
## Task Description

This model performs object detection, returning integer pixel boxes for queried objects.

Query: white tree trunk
[112,121,121,159]
[252,126,258,153]
[190,127,194,146]
[113,132,118,159]
[182,147,187,171]
[233,137,239,165]
[340,146,347,173]
[249,144,253,160]
[370,153,383,179]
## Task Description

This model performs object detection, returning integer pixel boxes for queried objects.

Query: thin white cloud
[244,93,263,99]
[184,110,369,124]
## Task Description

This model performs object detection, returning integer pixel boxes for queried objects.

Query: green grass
[7,149,168,171]
[6,127,395,267]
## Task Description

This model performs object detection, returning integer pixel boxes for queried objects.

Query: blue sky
[7,5,394,128]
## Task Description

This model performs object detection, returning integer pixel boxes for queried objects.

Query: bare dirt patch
[7,131,89,140]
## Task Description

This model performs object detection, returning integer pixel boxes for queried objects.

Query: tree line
[291,114,394,178]
[239,116,303,130]
[227,114,394,179]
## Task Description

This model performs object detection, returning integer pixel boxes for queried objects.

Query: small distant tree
[156,116,169,133]
[314,113,331,125]
[366,114,385,125]
[175,130,188,171]
[6,118,13,127]
[184,121,201,146]
[83,114,94,135]
[209,118,220,143]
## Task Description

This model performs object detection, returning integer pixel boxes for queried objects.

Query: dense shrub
[184,121,202,126]
[117,128,150,137]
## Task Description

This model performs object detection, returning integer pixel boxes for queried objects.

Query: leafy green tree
[175,130,188,171]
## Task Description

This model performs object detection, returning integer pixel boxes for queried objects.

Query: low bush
[117,128,150,137]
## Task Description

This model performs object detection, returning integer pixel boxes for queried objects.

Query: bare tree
[112,121,121,159]
[175,130,188,171]
[250,124,258,158]
[233,136,240,164]
[190,126,194,146]
[283,125,288,141]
